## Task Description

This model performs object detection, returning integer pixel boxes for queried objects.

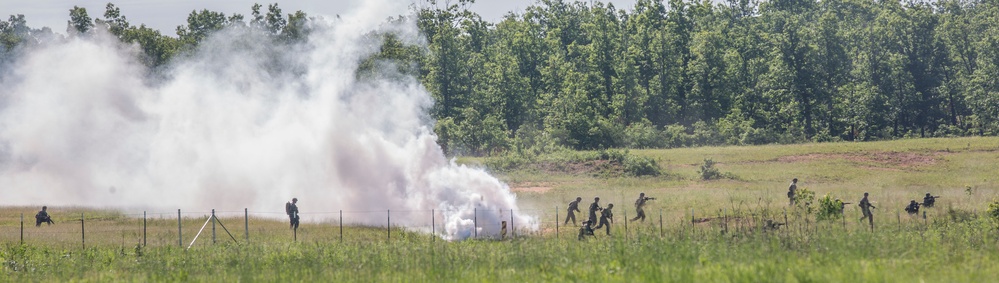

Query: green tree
[68,6,94,35]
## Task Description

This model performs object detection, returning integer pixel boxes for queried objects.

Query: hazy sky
[2,0,640,35]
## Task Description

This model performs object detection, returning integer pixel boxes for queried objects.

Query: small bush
[816,194,845,220]
[793,188,816,215]
[699,158,722,180]
[987,199,999,222]
[623,155,661,177]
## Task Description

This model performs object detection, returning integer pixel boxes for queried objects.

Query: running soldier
[594,203,614,235]
[564,197,582,226]
[630,193,655,222]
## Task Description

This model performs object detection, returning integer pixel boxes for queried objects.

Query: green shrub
[699,158,722,180]
[816,194,845,220]
[793,188,816,215]
[987,199,999,222]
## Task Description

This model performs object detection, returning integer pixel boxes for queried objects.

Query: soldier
[594,203,614,235]
[35,206,54,226]
[905,200,920,215]
[564,197,582,226]
[858,192,876,227]
[588,197,602,225]
[286,198,300,230]
[787,178,798,206]
[630,193,655,222]
[922,193,940,208]
[836,198,852,215]
[577,220,595,240]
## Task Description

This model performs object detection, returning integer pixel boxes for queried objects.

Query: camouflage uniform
[787,178,798,206]
[588,198,601,224]
[630,193,652,222]
[564,197,582,226]
[578,220,595,240]
[905,200,920,215]
[859,193,875,226]
[594,204,614,235]
[287,198,300,230]
[922,193,938,208]
[35,206,54,227]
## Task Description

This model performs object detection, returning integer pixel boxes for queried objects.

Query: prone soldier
[35,206,54,227]
[630,193,655,222]
[564,197,582,226]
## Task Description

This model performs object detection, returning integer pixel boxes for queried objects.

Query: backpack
[285,202,292,215]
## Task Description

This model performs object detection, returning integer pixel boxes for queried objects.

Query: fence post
[211,209,217,244]
[659,209,663,238]
[20,213,23,245]
[178,209,182,247]
[473,208,477,239]
[339,210,343,242]
[556,206,559,239]
[783,208,788,237]
[432,209,435,243]
[143,211,147,247]
[81,212,85,249]
[842,210,847,231]
[244,208,249,242]
[387,209,391,242]
[510,209,514,238]
[896,210,901,231]
[624,210,628,239]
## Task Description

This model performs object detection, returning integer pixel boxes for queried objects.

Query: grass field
[3,137,999,282]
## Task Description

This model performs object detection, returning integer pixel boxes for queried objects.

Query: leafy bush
[623,155,661,177]
[598,149,661,176]
[699,158,722,180]
[987,199,999,222]
[793,188,816,215]
[816,194,845,220]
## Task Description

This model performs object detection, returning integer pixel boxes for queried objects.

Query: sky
[2,0,640,35]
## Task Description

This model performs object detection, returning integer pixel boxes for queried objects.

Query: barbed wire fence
[2,204,957,249]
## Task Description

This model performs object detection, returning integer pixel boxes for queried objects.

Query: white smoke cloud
[0,0,536,240]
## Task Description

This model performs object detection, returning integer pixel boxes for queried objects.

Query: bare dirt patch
[776,151,941,168]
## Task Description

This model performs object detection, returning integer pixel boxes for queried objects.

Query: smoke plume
[0,0,536,240]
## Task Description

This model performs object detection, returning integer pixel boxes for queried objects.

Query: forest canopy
[2,0,998,156]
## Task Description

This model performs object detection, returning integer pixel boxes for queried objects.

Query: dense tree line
[3,0,998,156]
